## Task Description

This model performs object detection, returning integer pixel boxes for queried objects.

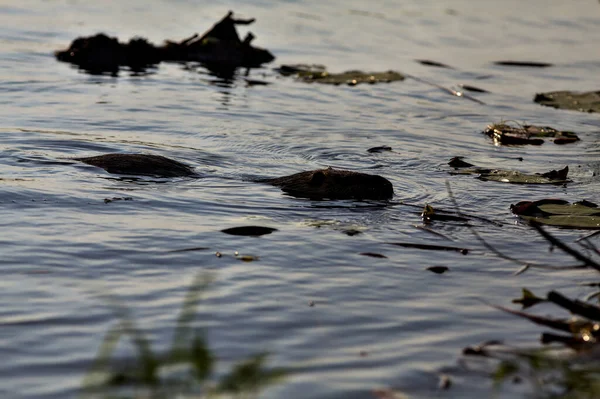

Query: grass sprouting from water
[82,273,286,398]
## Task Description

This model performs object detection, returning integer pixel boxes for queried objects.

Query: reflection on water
[2,1,600,398]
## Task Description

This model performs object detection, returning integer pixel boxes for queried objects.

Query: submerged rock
[276,64,404,86]
[534,90,600,113]
[75,154,394,200]
[55,11,275,75]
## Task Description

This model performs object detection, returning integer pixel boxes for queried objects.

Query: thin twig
[445,181,587,273]
[529,222,600,273]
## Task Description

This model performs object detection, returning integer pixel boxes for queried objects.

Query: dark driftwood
[55,11,275,74]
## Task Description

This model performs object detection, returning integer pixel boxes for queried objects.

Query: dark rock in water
[483,123,579,145]
[534,90,600,113]
[494,61,553,68]
[448,157,474,168]
[75,154,196,177]
[221,226,278,236]
[260,167,394,200]
[55,11,275,75]
[277,64,404,86]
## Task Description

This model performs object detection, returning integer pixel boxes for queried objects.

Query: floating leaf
[221,226,278,237]
[535,90,600,113]
[450,158,570,185]
[277,64,405,86]
[483,123,579,145]
[512,288,546,309]
[511,199,600,229]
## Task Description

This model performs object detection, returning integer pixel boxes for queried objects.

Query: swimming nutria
[260,168,394,200]
[75,154,394,200]
[75,154,196,178]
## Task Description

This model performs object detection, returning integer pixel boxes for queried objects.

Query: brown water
[2,1,600,398]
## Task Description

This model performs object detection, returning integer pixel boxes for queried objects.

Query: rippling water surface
[2,1,600,398]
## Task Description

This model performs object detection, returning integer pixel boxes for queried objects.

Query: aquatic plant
[82,273,286,398]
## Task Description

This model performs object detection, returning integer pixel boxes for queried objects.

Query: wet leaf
[483,123,579,145]
[478,166,569,185]
[279,64,405,85]
[427,266,449,274]
[535,90,600,113]
[451,159,570,184]
[511,199,600,229]
[512,288,546,309]
[221,226,278,236]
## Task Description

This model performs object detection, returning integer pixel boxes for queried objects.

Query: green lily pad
[534,90,600,113]
[511,199,600,229]
[449,158,570,185]
[277,64,404,86]
[483,123,579,145]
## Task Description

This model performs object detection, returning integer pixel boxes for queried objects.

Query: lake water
[2,1,600,398]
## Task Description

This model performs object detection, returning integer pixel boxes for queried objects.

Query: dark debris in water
[359,252,387,258]
[415,59,454,69]
[426,266,449,274]
[494,61,553,67]
[534,90,600,113]
[457,84,489,93]
[388,242,469,254]
[367,146,393,153]
[221,226,278,236]
[104,197,133,203]
[277,64,404,86]
[55,11,275,76]
[483,123,580,145]
[449,158,570,185]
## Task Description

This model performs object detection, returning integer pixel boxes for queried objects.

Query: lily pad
[277,64,404,86]
[483,123,579,145]
[511,199,600,229]
[534,90,600,113]
[449,158,570,185]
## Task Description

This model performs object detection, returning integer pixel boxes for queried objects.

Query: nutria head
[267,168,394,200]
